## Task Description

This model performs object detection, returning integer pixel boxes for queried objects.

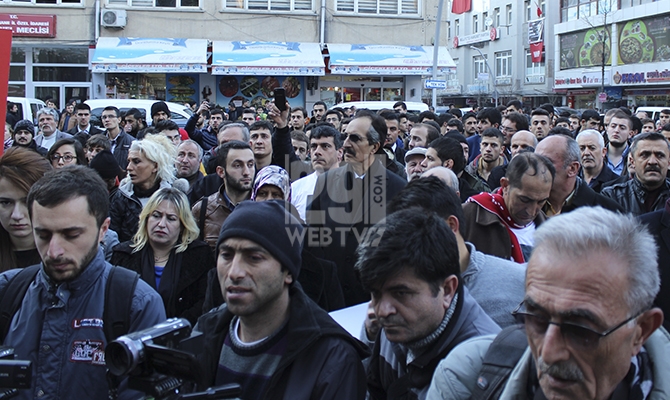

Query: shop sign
[554,70,610,88]
[454,27,497,47]
[495,77,512,86]
[443,85,462,94]
[525,75,545,84]
[617,15,670,65]
[0,14,56,38]
[611,61,670,85]
[92,63,206,73]
[559,26,611,70]
[467,84,488,93]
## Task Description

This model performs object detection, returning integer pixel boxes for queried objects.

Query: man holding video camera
[0,166,166,399]
[194,200,369,399]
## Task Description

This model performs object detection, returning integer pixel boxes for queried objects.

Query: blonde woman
[111,187,213,323]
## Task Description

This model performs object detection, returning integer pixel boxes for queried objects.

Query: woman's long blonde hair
[131,187,199,253]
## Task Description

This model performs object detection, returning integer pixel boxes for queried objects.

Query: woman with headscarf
[251,165,292,203]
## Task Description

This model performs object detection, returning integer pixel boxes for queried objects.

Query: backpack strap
[198,196,208,242]
[103,266,139,342]
[0,265,41,343]
[470,324,528,400]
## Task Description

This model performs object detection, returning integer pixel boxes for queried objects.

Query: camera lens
[106,337,144,376]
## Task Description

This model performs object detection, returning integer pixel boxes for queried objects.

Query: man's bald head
[421,166,460,197]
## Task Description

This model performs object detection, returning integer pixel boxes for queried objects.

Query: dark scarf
[140,245,183,318]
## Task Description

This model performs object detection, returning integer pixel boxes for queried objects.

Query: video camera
[0,347,31,399]
[106,318,239,400]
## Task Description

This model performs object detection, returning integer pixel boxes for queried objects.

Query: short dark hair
[641,118,654,127]
[393,101,407,111]
[210,107,225,118]
[325,109,343,121]
[412,122,441,146]
[356,207,460,295]
[428,137,465,174]
[609,110,633,129]
[506,100,523,110]
[631,116,642,133]
[662,123,670,132]
[242,108,256,115]
[125,107,144,120]
[249,120,274,133]
[505,152,555,190]
[630,131,670,156]
[354,109,387,149]
[27,165,109,228]
[462,111,477,122]
[418,110,438,122]
[217,140,253,168]
[446,118,464,133]
[102,106,120,117]
[389,176,465,236]
[556,117,570,126]
[449,108,462,118]
[547,126,574,138]
[661,109,670,115]
[313,101,327,109]
[481,127,504,144]
[477,108,502,126]
[310,123,342,149]
[290,106,308,118]
[539,103,555,116]
[437,112,453,127]
[47,138,87,166]
[618,106,632,116]
[581,109,601,122]
[86,134,111,151]
[504,112,529,132]
[154,119,179,133]
[74,103,91,113]
[531,108,551,119]
[379,111,399,123]
[290,130,309,144]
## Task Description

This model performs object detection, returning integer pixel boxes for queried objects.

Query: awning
[327,43,456,75]
[91,37,208,73]
[211,41,325,76]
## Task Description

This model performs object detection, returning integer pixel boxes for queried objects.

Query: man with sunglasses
[307,110,406,307]
[426,207,668,400]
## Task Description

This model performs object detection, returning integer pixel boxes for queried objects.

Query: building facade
[2,0,454,111]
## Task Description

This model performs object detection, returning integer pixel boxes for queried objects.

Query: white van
[85,99,193,128]
[332,101,429,114]
[635,106,669,121]
[7,97,47,124]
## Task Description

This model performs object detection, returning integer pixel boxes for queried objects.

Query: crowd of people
[0,96,669,399]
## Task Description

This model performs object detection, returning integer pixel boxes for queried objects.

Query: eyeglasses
[342,132,366,143]
[511,301,644,350]
[51,154,75,163]
[501,126,517,134]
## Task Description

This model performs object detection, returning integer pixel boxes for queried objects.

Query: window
[483,12,488,30]
[526,0,545,21]
[560,0,617,22]
[1,0,81,4]
[506,4,512,25]
[526,50,546,76]
[447,21,451,39]
[495,51,512,77]
[474,55,487,78]
[455,19,460,36]
[473,15,478,33]
[494,8,500,27]
[335,0,419,15]
[107,0,199,7]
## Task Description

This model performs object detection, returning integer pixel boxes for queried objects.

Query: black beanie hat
[216,200,303,278]
[151,101,170,118]
[13,119,34,135]
[90,150,120,180]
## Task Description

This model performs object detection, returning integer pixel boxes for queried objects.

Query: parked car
[635,106,668,121]
[331,101,429,114]
[7,97,47,125]
[85,99,193,128]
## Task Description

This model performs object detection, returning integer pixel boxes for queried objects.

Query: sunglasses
[511,301,643,350]
[342,132,366,143]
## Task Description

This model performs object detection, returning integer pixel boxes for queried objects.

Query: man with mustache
[427,207,668,400]
[10,119,47,156]
[357,208,500,399]
[0,166,165,399]
[577,129,620,193]
[602,132,670,215]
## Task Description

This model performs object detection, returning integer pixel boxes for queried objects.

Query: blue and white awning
[211,41,325,76]
[91,37,208,73]
[327,43,456,75]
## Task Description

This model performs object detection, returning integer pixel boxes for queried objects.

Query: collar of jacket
[38,248,107,294]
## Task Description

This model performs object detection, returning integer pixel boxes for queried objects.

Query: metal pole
[470,45,497,106]
[431,0,445,110]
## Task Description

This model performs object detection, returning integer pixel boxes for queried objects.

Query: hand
[267,101,289,129]
[197,101,210,115]
[364,301,380,340]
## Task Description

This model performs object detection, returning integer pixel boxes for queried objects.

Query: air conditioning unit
[101,9,127,28]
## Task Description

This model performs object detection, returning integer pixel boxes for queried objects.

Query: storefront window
[9,84,25,97]
[11,48,25,63]
[33,67,90,82]
[9,67,25,81]
[33,48,88,64]
[106,73,166,99]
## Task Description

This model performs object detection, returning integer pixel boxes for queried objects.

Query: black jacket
[560,177,624,214]
[11,140,47,156]
[109,180,170,243]
[106,130,134,170]
[185,114,218,151]
[111,240,214,324]
[584,165,620,193]
[639,204,670,331]
[193,283,369,399]
[601,177,670,216]
[307,159,407,306]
